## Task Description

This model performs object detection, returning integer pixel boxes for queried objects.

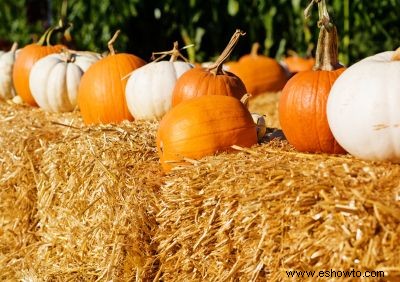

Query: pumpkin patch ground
[1,92,400,280]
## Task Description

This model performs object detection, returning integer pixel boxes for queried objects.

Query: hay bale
[24,120,162,281]
[155,141,400,281]
[0,101,81,280]
[0,100,163,281]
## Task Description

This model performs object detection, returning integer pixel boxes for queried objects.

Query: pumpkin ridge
[114,55,127,119]
[314,71,323,152]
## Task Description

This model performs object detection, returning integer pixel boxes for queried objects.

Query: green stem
[36,26,56,46]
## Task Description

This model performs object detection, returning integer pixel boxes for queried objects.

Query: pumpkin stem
[108,30,121,55]
[207,29,246,75]
[36,19,72,46]
[61,47,75,63]
[151,41,190,63]
[10,42,18,53]
[307,0,341,71]
[392,47,400,61]
[37,26,55,46]
[250,42,260,56]
[240,93,252,108]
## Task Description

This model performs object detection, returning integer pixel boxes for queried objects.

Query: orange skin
[78,53,146,125]
[228,54,288,96]
[283,56,316,74]
[279,68,346,154]
[13,44,64,106]
[157,95,258,171]
[171,67,247,107]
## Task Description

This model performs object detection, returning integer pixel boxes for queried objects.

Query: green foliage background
[0,0,399,66]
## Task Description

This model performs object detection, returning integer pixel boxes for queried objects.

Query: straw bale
[155,143,400,281]
[23,120,162,281]
[0,100,83,280]
[0,100,163,281]
[3,91,400,281]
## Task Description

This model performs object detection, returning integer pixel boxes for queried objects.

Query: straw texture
[0,100,162,281]
[1,92,400,281]
[155,142,400,281]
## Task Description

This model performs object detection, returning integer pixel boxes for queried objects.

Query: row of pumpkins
[1,24,400,170]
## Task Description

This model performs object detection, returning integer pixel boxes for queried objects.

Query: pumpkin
[78,30,146,124]
[0,42,18,100]
[228,42,288,96]
[282,50,315,74]
[278,0,345,154]
[13,27,65,106]
[29,49,101,112]
[171,29,247,107]
[157,95,258,171]
[125,41,193,120]
[327,47,400,161]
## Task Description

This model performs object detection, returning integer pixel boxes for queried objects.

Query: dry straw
[1,93,400,281]
[0,100,162,280]
[155,141,400,281]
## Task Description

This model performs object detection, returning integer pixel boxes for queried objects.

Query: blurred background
[0,0,399,66]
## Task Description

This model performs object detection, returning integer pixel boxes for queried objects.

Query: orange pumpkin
[278,2,345,154]
[13,27,65,106]
[228,42,288,96]
[282,51,315,74]
[157,95,258,171]
[78,30,146,124]
[171,30,247,107]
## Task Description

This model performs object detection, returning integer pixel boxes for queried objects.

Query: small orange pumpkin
[228,42,288,96]
[13,27,65,106]
[157,95,258,171]
[282,51,315,74]
[278,1,345,154]
[171,29,247,107]
[78,30,146,124]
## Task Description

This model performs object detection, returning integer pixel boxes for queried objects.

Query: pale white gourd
[125,42,193,120]
[29,50,100,112]
[0,43,18,100]
[327,47,400,161]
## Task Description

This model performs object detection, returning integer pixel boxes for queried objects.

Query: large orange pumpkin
[13,27,65,106]
[278,1,345,154]
[228,42,288,96]
[78,30,146,124]
[171,30,247,107]
[157,95,258,171]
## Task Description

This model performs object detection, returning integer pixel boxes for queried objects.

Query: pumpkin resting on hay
[279,1,345,154]
[157,95,257,171]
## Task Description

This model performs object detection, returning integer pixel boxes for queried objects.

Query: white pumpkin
[0,43,18,100]
[327,47,400,161]
[29,50,101,112]
[125,42,193,120]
